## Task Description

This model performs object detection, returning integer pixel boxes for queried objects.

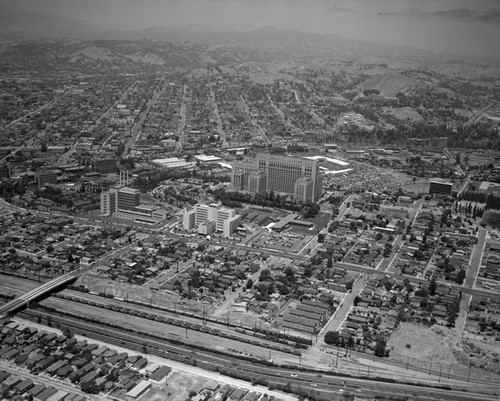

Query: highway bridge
[0,272,78,318]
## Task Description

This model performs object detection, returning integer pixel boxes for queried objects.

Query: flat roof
[127,380,151,398]
[217,162,232,169]
[304,155,349,166]
[152,157,184,163]
[119,187,140,194]
[323,168,353,175]
[136,204,157,211]
[195,155,221,162]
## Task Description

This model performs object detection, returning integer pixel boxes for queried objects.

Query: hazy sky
[3,0,500,60]
[6,0,500,31]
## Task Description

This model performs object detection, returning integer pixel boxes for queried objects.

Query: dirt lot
[143,372,216,401]
[399,177,433,195]
[79,275,210,314]
[387,322,500,381]
[387,322,458,365]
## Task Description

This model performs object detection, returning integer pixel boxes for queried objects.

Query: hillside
[70,46,165,65]
[356,73,428,97]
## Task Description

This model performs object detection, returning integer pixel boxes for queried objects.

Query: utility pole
[438,364,442,383]
[406,356,409,370]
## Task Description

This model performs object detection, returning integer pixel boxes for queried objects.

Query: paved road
[317,274,366,342]
[210,88,228,148]
[465,227,487,289]
[123,78,164,158]
[240,95,270,145]
[0,360,99,400]
[175,84,188,153]
[454,227,487,333]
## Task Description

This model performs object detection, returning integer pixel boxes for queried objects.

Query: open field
[145,372,216,401]
[384,107,424,122]
[356,73,428,97]
[388,322,500,381]
[387,322,458,365]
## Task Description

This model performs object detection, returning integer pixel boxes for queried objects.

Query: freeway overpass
[0,272,78,318]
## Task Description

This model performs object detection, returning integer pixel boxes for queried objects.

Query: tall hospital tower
[231,154,322,203]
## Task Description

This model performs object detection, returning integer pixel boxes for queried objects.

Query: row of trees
[324,330,389,357]
[210,188,321,219]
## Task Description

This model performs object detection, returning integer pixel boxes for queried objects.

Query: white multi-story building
[182,203,241,238]
[182,209,196,230]
[100,182,168,225]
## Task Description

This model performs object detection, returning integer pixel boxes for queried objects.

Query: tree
[456,269,466,285]
[345,280,354,291]
[284,266,296,282]
[259,269,271,281]
[246,279,254,289]
[429,276,437,296]
[324,331,340,345]
[326,256,333,268]
[62,327,73,338]
[317,233,325,243]
[81,379,100,394]
[374,336,387,357]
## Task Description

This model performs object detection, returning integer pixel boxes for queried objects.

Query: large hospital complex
[231,154,322,203]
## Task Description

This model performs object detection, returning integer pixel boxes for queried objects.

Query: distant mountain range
[0,4,100,39]
[1,3,499,65]
[109,25,362,51]
[0,5,395,55]
[381,8,500,22]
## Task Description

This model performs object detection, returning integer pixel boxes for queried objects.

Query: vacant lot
[387,322,458,365]
[144,372,216,401]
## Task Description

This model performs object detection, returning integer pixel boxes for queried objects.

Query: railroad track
[13,308,497,401]
[2,274,499,390]
[0,276,305,359]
